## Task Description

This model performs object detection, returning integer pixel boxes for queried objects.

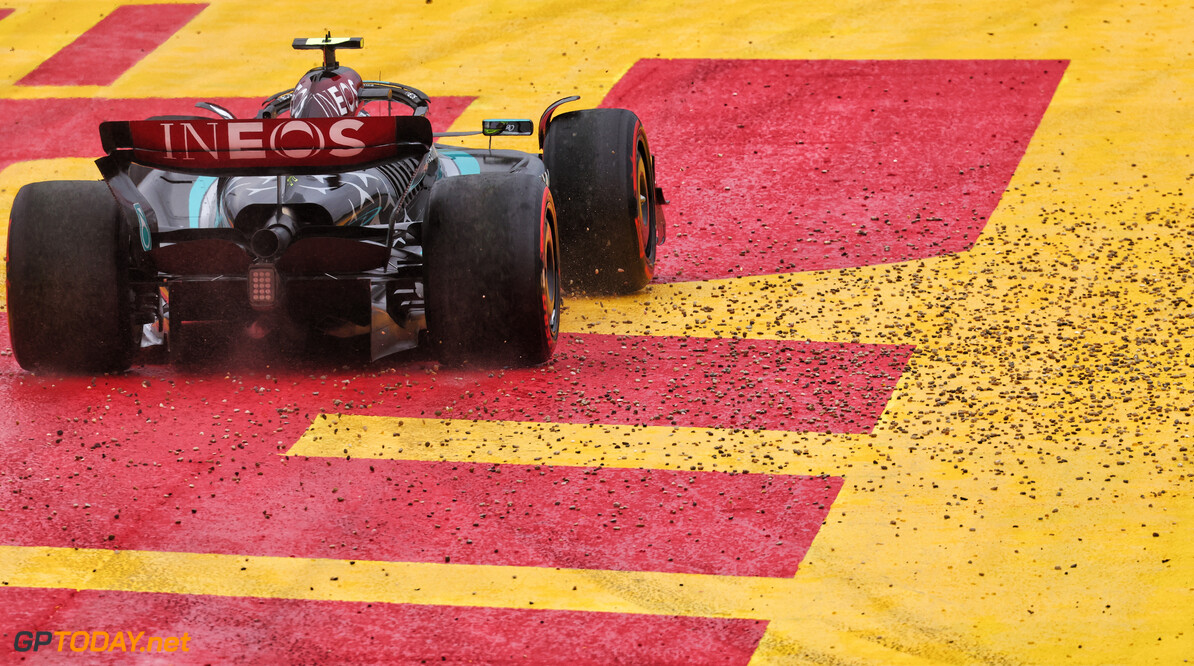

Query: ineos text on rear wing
[98,116,432,176]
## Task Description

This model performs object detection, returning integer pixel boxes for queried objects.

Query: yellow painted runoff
[1,1,1191,663]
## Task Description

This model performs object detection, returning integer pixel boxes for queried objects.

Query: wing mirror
[482,119,533,136]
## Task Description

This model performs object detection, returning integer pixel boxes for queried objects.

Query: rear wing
[98,115,432,176]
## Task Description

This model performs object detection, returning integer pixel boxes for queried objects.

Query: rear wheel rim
[542,212,560,338]
[635,143,656,264]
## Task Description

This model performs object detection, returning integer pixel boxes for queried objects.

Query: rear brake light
[247,264,280,310]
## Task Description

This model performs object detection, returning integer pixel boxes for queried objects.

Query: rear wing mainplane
[98,116,432,176]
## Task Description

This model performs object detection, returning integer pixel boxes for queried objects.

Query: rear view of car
[5,35,665,374]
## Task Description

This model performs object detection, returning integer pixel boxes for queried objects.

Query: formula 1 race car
[6,35,665,373]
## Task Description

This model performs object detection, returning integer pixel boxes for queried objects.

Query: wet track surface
[1,2,1193,663]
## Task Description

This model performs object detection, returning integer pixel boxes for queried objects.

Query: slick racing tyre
[6,181,136,373]
[424,173,560,366]
[544,108,659,294]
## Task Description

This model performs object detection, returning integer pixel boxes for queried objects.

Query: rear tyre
[424,173,560,366]
[543,108,658,294]
[6,181,135,373]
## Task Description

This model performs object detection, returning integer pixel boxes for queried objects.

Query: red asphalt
[369,334,911,433]
[0,320,844,577]
[3,589,769,664]
[605,59,1066,280]
[0,52,1066,663]
[0,320,824,662]
[17,4,210,87]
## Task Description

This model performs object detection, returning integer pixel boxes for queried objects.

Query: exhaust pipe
[250,210,298,258]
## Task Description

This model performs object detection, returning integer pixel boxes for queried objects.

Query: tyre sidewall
[544,108,657,294]
[6,181,133,373]
[424,173,559,366]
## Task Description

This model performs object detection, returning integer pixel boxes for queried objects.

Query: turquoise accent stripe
[441,151,481,175]
[188,176,218,228]
[133,203,151,250]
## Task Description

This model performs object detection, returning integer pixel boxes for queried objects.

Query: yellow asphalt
[2,1,1192,663]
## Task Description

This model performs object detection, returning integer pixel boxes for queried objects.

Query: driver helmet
[290,66,363,118]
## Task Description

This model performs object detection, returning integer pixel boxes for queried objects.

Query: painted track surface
[0,1,1191,663]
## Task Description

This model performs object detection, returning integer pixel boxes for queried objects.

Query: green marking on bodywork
[133,203,151,250]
